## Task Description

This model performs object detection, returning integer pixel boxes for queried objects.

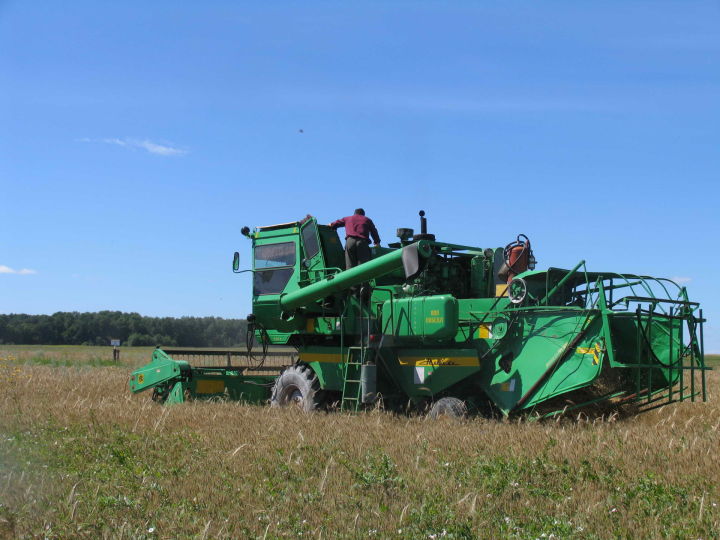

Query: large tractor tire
[428,397,467,419]
[270,364,323,412]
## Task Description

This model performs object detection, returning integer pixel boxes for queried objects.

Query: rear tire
[428,397,467,419]
[270,364,322,412]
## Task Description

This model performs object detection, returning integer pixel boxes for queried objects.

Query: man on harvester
[329,208,381,269]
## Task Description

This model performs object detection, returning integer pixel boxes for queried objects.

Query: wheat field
[0,346,718,539]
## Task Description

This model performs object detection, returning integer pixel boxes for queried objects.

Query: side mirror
[232,252,240,272]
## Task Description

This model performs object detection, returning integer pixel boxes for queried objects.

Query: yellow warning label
[576,342,603,365]
[398,356,479,367]
[137,373,145,384]
[499,380,516,392]
[477,324,493,339]
[495,284,508,297]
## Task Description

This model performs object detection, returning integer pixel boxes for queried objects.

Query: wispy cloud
[78,137,187,156]
[0,265,37,275]
[671,276,692,284]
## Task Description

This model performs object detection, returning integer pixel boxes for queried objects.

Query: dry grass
[0,345,155,369]
[0,347,718,539]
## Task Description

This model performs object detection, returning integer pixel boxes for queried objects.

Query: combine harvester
[129,212,708,418]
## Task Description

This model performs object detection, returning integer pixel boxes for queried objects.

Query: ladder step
[342,346,367,411]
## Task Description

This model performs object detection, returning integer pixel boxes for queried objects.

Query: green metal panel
[477,310,604,414]
[382,294,458,340]
[128,349,189,393]
[166,381,186,404]
[383,347,481,398]
[189,371,275,402]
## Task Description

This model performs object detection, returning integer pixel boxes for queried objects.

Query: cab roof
[256,221,300,231]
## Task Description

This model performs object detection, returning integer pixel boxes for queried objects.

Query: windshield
[254,242,296,269]
[253,268,294,295]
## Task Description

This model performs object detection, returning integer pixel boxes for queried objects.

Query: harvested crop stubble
[0,359,718,539]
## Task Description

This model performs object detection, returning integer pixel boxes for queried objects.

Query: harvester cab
[241,216,353,338]
[130,210,708,419]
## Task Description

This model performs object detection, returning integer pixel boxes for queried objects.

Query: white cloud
[0,265,37,275]
[671,276,692,284]
[131,139,186,156]
[79,137,187,156]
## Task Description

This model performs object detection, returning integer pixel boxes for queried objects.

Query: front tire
[270,364,322,412]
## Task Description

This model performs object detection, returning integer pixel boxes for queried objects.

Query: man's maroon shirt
[330,214,381,244]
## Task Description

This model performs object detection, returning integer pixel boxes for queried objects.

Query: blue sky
[1,2,718,351]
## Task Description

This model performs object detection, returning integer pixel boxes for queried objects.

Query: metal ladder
[340,289,375,412]
[340,346,365,412]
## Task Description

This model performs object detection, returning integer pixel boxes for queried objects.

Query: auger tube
[279,240,431,311]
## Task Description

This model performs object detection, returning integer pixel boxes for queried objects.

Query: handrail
[541,260,585,305]
[610,296,700,309]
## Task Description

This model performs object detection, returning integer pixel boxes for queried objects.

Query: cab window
[254,268,294,295]
[254,242,296,269]
[301,223,320,259]
[253,242,296,295]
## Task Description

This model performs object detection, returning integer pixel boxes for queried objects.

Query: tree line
[0,311,248,347]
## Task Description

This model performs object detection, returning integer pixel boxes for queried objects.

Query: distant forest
[0,311,248,347]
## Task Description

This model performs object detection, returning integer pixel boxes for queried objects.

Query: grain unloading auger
[129,212,708,418]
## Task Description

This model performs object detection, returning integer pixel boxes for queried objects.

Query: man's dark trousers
[345,236,371,269]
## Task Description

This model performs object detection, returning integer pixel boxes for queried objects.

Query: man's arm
[368,219,381,245]
[329,218,345,229]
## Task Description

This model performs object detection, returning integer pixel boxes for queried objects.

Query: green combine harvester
[129,212,708,418]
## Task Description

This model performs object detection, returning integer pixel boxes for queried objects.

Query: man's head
[354,208,365,216]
